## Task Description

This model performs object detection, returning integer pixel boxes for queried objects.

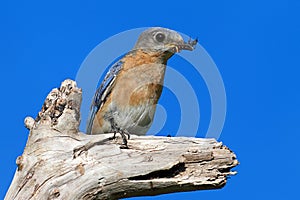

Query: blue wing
[86,60,123,134]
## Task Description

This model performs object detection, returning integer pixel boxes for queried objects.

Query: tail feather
[86,106,98,134]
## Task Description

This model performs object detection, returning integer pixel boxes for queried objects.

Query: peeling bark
[5,79,238,200]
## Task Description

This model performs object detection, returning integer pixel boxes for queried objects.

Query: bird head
[133,27,197,56]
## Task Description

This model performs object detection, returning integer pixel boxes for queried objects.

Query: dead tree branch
[5,79,238,200]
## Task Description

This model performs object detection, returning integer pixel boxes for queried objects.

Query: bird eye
[155,33,165,42]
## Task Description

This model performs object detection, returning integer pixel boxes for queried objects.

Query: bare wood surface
[5,79,238,200]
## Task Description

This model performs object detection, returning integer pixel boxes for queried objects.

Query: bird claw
[120,131,129,148]
[108,133,117,140]
[109,131,130,148]
[119,144,129,149]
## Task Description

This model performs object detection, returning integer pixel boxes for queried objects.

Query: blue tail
[86,106,98,134]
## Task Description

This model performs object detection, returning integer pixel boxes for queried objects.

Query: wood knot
[60,79,77,95]
[16,155,23,171]
[24,116,35,130]
[49,188,60,199]
[75,163,85,175]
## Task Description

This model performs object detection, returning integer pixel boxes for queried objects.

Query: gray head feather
[134,27,188,51]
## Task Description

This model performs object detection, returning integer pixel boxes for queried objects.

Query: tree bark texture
[5,79,238,200]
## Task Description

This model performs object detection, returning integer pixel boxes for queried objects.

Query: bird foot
[119,144,129,149]
[109,131,130,148]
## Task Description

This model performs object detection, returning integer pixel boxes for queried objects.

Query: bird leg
[109,131,117,140]
[108,130,130,149]
[119,130,129,149]
[108,119,130,148]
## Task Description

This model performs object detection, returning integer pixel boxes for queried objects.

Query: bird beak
[172,38,198,52]
[176,43,194,51]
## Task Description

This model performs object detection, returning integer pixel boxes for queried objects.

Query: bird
[86,27,197,148]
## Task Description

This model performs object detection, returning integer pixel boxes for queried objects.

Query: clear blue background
[1,0,299,199]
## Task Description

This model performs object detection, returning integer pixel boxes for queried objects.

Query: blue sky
[1,0,299,199]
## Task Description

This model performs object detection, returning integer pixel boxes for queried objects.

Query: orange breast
[110,50,167,108]
[92,49,169,134]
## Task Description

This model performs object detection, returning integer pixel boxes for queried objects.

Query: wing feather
[86,61,123,134]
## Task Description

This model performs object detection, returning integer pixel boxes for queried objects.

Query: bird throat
[122,49,172,71]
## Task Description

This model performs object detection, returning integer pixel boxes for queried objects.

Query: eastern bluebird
[86,27,197,147]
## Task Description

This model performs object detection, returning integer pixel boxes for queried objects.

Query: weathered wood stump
[5,79,238,200]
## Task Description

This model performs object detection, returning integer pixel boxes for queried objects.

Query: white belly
[104,102,156,135]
